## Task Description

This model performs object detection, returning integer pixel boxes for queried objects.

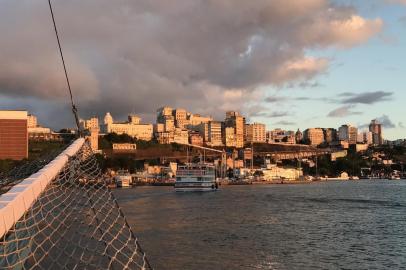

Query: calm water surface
[114,180,406,270]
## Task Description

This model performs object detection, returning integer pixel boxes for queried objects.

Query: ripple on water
[114,180,406,270]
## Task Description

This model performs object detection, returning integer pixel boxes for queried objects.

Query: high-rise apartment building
[223,127,236,147]
[0,111,28,160]
[208,121,223,146]
[225,111,244,148]
[338,124,358,145]
[323,128,338,144]
[303,128,325,146]
[245,123,266,143]
[369,119,383,145]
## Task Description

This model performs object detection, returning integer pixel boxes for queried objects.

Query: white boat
[175,164,218,192]
[114,170,132,187]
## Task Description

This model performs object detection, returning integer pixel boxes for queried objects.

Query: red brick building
[0,111,28,160]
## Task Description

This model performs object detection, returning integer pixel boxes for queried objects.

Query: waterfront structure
[245,123,266,143]
[303,128,324,146]
[101,113,153,141]
[208,121,223,146]
[0,110,28,160]
[225,111,245,148]
[369,119,383,145]
[338,124,358,145]
[261,164,303,181]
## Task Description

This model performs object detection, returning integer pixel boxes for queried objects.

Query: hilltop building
[101,113,153,141]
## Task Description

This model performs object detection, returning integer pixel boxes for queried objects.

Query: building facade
[245,123,266,143]
[303,128,324,146]
[338,124,358,145]
[225,111,244,148]
[208,121,223,146]
[0,111,28,160]
[101,113,153,141]
[369,119,383,145]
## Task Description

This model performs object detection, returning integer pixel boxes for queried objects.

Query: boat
[114,170,132,187]
[389,171,401,180]
[175,164,218,192]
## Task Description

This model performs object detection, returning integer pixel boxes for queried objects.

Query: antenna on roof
[47,0,83,137]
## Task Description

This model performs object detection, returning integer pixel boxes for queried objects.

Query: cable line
[47,0,82,136]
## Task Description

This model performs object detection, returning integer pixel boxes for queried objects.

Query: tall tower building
[369,119,383,145]
[338,124,358,145]
[225,111,244,148]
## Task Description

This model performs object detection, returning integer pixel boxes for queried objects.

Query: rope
[47,0,82,137]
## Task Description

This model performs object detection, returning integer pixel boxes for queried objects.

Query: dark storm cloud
[0,0,383,127]
[340,91,393,104]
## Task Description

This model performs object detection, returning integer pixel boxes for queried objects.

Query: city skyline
[0,0,405,139]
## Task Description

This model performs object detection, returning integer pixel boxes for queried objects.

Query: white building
[101,113,153,141]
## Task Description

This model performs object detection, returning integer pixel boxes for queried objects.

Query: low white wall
[0,138,85,238]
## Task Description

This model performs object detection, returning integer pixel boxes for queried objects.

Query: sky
[0,0,405,140]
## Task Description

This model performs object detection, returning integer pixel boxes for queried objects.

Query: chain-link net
[0,141,152,269]
[0,147,66,195]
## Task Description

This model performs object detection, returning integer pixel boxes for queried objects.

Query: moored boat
[114,170,132,187]
[175,164,218,192]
